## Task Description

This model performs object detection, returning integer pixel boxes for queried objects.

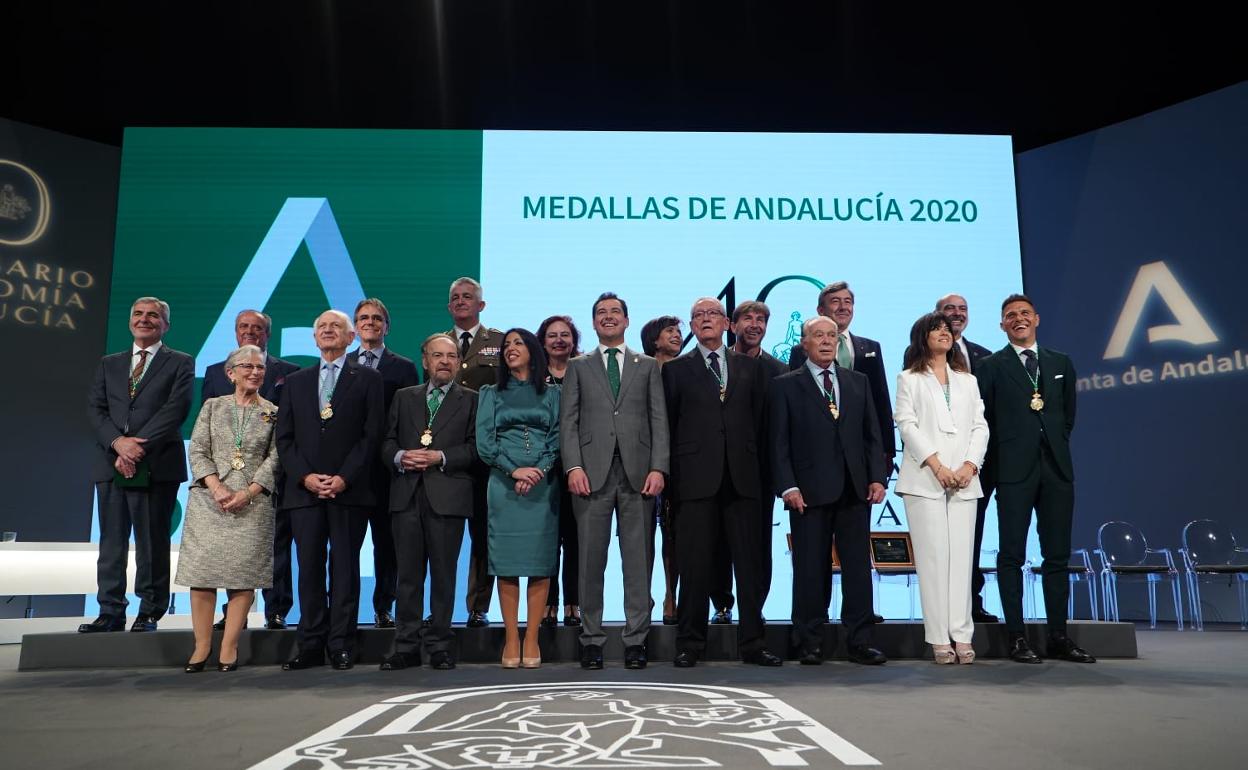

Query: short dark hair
[497,328,550,395]
[640,315,682,356]
[1000,293,1035,314]
[903,312,968,374]
[731,300,771,324]
[817,281,854,309]
[354,297,390,326]
[591,292,629,319]
[536,315,582,357]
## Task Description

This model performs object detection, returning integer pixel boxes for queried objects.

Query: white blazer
[894,367,989,500]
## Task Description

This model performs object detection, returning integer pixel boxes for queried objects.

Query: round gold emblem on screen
[0,159,51,247]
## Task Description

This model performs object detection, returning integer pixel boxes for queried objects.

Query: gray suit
[560,347,669,647]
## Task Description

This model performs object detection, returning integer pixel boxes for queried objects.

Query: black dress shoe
[283,651,326,670]
[218,660,239,672]
[972,608,1000,623]
[466,611,490,628]
[130,615,159,632]
[580,644,604,670]
[662,614,677,626]
[742,649,784,666]
[870,613,885,624]
[78,616,125,633]
[429,651,456,670]
[375,611,395,629]
[1048,634,1096,663]
[213,603,228,630]
[330,650,354,670]
[799,649,823,665]
[563,614,582,627]
[710,609,733,624]
[624,645,648,670]
[422,614,433,627]
[540,615,557,628]
[184,659,208,673]
[847,644,888,665]
[265,614,287,630]
[1008,635,1043,664]
[379,651,421,670]
[673,650,698,668]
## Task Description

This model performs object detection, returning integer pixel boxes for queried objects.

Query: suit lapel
[583,349,615,403]
[922,371,957,433]
[998,345,1037,396]
[329,357,361,409]
[797,366,838,426]
[430,384,462,432]
[1038,347,1060,396]
[614,346,643,404]
[852,335,870,374]
[131,347,171,400]
[463,328,495,363]
[722,348,740,403]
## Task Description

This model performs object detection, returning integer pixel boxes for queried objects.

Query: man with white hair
[276,309,384,670]
[82,297,193,633]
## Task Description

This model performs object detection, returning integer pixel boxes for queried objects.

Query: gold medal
[719,387,726,403]
[231,454,245,471]
[320,405,334,420]
[829,402,840,420]
[420,429,434,447]
[1030,392,1044,411]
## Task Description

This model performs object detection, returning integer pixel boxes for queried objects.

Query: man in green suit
[977,294,1095,664]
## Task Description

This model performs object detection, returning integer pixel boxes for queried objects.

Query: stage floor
[0,625,1242,769]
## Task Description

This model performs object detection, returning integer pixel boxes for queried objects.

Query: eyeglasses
[231,363,267,372]
[691,309,725,320]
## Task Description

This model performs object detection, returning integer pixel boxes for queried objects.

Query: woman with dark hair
[537,315,582,628]
[895,313,988,664]
[476,328,561,668]
[640,314,684,625]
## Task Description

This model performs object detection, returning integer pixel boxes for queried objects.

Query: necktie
[606,347,621,399]
[427,386,444,420]
[459,331,472,360]
[361,350,377,368]
[1022,348,1038,380]
[821,368,837,406]
[837,333,852,370]
[707,351,721,379]
[129,350,149,398]
[320,363,338,409]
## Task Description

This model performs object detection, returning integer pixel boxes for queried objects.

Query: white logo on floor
[250,682,880,768]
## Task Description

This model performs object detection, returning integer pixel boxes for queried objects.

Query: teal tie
[606,348,621,399]
[427,386,444,420]
[837,333,852,370]
[320,363,337,409]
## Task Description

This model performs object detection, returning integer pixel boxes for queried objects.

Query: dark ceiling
[5,2,1244,151]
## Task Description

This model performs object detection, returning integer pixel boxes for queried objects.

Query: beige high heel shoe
[954,642,976,664]
[522,638,541,668]
[932,645,956,664]
[502,639,521,669]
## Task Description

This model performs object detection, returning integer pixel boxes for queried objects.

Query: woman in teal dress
[476,328,561,668]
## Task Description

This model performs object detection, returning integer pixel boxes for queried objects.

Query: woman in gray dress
[176,345,279,672]
[476,329,560,669]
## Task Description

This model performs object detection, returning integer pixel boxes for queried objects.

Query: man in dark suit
[351,298,420,629]
[700,301,789,626]
[771,316,888,665]
[379,333,478,671]
[935,293,997,623]
[789,281,894,623]
[82,297,193,633]
[977,294,1094,664]
[200,309,299,630]
[277,310,384,671]
[665,298,781,668]
[446,277,502,627]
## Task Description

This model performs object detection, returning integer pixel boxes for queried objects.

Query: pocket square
[865,351,877,358]
[1054,374,1064,379]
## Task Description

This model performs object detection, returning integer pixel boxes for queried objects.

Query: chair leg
[1148,577,1159,629]
[1237,577,1247,631]
[1068,574,1076,619]
[1088,576,1099,622]
[908,576,916,622]
[1189,573,1204,631]
[1171,577,1184,630]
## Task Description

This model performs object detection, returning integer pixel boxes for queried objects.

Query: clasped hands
[303,473,347,499]
[399,449,444,472]
[927,457,976,490]
[112,436,147,478]
[208,482,252,513]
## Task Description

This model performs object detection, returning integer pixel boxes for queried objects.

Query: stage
[0,625,1238,770]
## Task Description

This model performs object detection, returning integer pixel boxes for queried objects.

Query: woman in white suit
[895,312,989,664]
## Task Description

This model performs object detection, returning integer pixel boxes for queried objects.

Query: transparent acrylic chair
[1096,521,1183,629]
[1025,548,1099,621]
[1180,519,1248,630]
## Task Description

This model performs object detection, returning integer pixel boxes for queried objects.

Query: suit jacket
[893,368,989,500]
[976,345,1077,485]
[790,332,896,458]
[87,345,194,483]
[201,353,300,406]
[381,382,479,518]
[449,326,503,392]
[662,348,766,501]
[560,347,670,493]
[770,364,885,507]
[275,357,385,509]
[755,350,790,379]
[350,346,420,413]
